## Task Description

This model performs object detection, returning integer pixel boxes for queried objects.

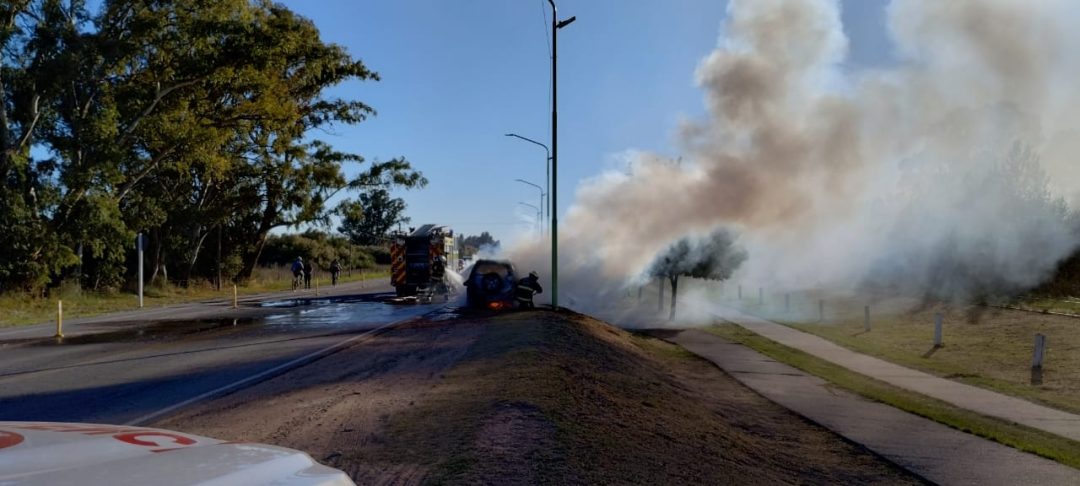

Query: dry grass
[723,290,1080,416]
[708,323,1080,470]
[0,265,389,327]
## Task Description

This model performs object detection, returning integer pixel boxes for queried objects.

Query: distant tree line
[459,232,499,259]
[261,231,390,271]
[0,0,424,293]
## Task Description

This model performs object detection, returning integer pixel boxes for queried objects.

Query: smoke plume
[508,0,1080,317]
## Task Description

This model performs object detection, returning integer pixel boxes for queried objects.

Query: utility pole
[547,0,575,310]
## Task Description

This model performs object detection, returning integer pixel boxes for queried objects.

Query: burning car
[0,422,352,485]
[464,259,518,310]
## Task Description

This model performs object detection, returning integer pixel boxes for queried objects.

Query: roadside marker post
[315,276,320,297]
[136,233,145,308]
[1032,334,1047,369]
[55,300,63,338]
[933,313,944,347]
[864,305,871,331]
[232,285,238,309]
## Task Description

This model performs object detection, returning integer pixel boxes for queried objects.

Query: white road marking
[124,308,439,426]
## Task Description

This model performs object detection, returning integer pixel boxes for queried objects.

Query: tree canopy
[0,0,423,291]
[336,188,411,246]
[649,228,747,319]
[460,232,500,258]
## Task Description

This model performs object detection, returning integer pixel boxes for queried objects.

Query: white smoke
[508,0,1080,316]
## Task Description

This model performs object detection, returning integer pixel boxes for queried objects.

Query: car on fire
[464,259,519,310]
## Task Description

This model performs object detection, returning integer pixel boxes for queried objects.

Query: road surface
[0,282,448,425]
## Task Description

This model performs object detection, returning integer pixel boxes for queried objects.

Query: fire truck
[390,224,459,300]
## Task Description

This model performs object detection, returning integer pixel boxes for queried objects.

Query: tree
[460,232,499,258]
[0,0,425,291]
[649,228,747,319]
[337,189,410,245]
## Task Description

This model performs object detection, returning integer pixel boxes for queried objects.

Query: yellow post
[232,284,238,309]
[315,276,320,296]
[55,300,64,338]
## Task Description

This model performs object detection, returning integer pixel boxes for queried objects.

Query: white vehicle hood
[0,422,353,486]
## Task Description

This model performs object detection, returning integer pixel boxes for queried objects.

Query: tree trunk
[181,226,209,287]
[669,275,679,320]
[237,195,281,281]
[657,277,665,313]
[148,233,162,285]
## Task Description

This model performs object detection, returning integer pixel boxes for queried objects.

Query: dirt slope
[156,310,922,484]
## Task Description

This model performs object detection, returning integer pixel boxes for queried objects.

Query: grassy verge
[0,267,389,327]
[707,323,1080,469]
[1009,296,1080,316]
[772,303,1080,416]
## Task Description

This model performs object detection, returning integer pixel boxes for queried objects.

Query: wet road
[0,289,447,425]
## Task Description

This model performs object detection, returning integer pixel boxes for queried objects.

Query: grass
[625,278,1080,415]
[0,265,389,327]
[1010,296,1080,316]
[707,323,1080,470]
[739,294,1080,416]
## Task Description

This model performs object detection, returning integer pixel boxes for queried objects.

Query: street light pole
[518,202,541,234]
[514,178,545,235]
[547,0,574,310]
[505,133,550,231]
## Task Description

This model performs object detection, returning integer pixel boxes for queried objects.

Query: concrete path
[670,329,1080,485]
[713,307,1080,442]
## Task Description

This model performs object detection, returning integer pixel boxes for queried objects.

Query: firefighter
[515,271,543,309]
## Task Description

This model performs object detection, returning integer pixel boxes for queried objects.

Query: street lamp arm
[505,133,551,159]
[514,178,543,192]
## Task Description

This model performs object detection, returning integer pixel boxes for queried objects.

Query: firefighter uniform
[516,272,543,308]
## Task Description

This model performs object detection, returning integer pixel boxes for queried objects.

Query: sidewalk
[0,279,391,341]
[713,306,1080,443]
[669,329,1080,485]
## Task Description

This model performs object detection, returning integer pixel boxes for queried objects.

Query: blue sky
[278,0,893,244]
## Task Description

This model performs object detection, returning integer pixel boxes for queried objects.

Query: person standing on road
[330,259,341,286]
[515,271,543,309]
[303,260,314,289]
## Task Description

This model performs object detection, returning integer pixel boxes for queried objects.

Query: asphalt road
[0,281,448,425]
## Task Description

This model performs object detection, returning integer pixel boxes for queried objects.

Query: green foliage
[337,188,411,245]
[460,232,500,258]
[649,228,746,282]
[262,231,375,270]
[649,228,747,319]
[0,0,423,292]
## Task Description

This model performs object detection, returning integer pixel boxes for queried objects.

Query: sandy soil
[156,309,922,484]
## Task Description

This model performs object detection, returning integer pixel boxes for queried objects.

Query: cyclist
[291,257,304,290]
